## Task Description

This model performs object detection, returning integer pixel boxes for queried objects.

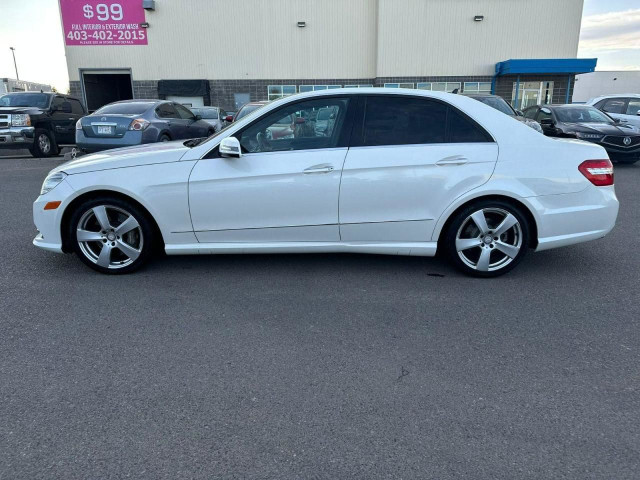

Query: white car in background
[587,94,640,128]
[33,89,618,277]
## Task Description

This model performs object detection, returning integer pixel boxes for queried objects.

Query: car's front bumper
[0,126,35,148]
[32,179,76,254]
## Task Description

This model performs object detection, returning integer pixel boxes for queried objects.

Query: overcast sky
[0,0,638,92]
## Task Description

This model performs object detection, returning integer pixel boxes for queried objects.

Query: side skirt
[165,241,438,257]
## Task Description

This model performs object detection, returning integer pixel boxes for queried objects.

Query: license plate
[97,126,113,135]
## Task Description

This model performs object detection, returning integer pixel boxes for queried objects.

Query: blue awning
[495,58,597,75]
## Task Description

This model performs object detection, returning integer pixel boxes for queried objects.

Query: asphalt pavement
[1,153,639,479]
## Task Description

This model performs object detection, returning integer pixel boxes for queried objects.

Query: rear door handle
[304,164,334,174]
[436,155,468,166]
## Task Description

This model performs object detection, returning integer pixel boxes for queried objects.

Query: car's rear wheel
[159,134,171,142]
[29,129,59,158]
[69,197,155,274]
[444,200,530,277]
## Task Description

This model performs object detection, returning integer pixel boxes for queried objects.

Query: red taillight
[578,159,614,186]
[129,118,150,131]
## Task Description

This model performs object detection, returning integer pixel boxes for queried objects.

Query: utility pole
[9,47,19,80]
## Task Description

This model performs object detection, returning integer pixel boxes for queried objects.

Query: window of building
[384,83,415,89]
[431,82,462,93]
[512,81,554,109]
[238,97,350,153]
[361,96,446,146]
[298,85,341,93]
[267,85,296,101]
[463,82,492,94]
[344,84,374,88]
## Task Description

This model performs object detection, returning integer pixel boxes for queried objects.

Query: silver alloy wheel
[455,207,522,272]
[38,133,51,154]
[76,205,143,269]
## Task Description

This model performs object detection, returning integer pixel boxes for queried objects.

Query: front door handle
[436,155,468,166]
[304,164,334,174]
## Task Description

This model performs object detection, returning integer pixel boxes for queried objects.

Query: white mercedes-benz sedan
[33,88,618,277]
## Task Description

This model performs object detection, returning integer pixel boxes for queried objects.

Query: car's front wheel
[69,197,155,274]
[444,200,530,277]
[29,129,59,158]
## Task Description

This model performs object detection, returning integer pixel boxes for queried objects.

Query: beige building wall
[64,0,379,82]
[63,0,583,82]
[375,0,583,77]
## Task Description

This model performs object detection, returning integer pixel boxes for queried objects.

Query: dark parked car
[231,101,269,122]
[523,104,640,164]
[0,92,86,157]
[464,94,543,133]
[76,100,215,153]
[190,106,227,132]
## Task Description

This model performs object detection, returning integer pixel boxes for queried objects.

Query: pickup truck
[0,92,86,157]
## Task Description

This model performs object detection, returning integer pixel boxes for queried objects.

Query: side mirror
[225,115,234,122]
[194,114,202,121]
[613,118,621,124]
[219,136,241,158]
[62,102,72,113]
[515,110,524,117]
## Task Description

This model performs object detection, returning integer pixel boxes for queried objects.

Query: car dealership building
[60,0,595,112]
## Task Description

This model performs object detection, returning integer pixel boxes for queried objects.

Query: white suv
[587,94,640,128]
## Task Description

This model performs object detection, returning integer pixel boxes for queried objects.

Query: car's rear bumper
[0,126,35,148]
[532,185,618,251]
[76,130,144,153]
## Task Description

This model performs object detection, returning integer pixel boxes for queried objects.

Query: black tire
[443,199,531,278]
[68,196,156,274]
[159,134,171,142]
[29,129,59,158]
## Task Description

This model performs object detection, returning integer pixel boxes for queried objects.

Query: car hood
[0,106,44,115]
[562,122,640,135]
[54,141,190,175]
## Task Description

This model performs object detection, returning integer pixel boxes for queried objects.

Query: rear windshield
[474,96,515,116]
[235,104,263,120]
[191,107,218,119]
[94,102,153,115]
[0,93,51,108]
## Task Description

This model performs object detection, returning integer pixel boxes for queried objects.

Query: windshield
[475,96,515,116]
[235,104,264,120]
[0,93,50,108]
[94,102,153,115]
[191,107,218,119]
[554,106,613,124]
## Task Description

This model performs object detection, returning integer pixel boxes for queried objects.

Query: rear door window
[175,104,196,120]
[69,99,85,114]
[361,96,447,146]
[359,96,491,146]
[625,99,640,116]
[601,98,626,114]
[156,103,180,119]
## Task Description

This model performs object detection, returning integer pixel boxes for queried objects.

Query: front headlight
[40,172,67,196]
[11,114,31,127]
[575,132,603,140]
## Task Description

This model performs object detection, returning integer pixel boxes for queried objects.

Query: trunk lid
[80,114,138,138]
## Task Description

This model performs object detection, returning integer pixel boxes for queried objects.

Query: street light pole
[9,47,19,80]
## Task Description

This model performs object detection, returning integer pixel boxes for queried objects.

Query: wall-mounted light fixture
[142,0,155,10]
[297,21,306,28]
[474,15,484,21]
[140,22,150,28]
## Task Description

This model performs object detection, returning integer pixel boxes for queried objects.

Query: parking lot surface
[1,153,639,479]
